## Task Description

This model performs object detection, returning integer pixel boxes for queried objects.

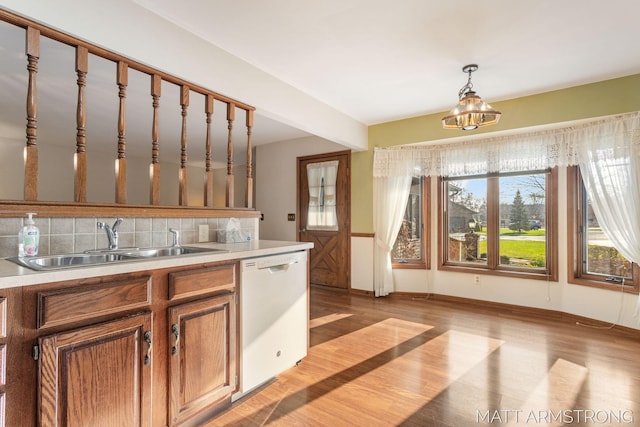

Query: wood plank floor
[208,286,640,426]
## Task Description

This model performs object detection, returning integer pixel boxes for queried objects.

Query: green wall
[351,73,640,233]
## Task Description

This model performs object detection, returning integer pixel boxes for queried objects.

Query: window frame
[438,168,558,281]
[567,166,639,294]
[392,176,430,270]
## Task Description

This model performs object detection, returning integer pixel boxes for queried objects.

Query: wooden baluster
[226,103,235,208]
[150,74,161,205]
[178,85,189,206]
[204,95,214,207]
[74,46,88,203]
[24,27,40,201]
[115,61,128,204]
[245,110,254,208]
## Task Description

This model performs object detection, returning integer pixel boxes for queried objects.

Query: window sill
[439,263,557,281]
[568,276,639,295]
[392,261,427,270]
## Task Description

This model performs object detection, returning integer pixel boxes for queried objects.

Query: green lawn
[477,231,546,267]
[499,228,546,237]
[476,228,546,237]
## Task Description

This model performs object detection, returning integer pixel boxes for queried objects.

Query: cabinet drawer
[169,264,236,301]
[37,276,152,329]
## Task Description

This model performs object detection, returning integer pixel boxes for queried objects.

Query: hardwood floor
[209,286,640,426]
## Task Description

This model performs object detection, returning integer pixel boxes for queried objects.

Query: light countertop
[0,240,313,290]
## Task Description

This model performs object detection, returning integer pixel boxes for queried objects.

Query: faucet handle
[169,228,180,247]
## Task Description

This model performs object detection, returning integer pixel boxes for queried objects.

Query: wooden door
[298,151,351,289]
[38,313,153,427]
[168,294,237,426]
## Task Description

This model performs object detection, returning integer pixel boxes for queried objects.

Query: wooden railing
[0,9,256,215]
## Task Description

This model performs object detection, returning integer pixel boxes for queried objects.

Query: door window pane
[306,161,338,231]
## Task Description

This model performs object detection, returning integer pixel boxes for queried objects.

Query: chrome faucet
[169,228,180,247]
[98,218,123,250]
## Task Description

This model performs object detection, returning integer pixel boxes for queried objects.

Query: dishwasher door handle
[259,260,298,273]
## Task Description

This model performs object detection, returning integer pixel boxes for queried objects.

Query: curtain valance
[373,111,640,177]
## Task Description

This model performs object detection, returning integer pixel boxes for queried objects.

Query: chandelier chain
[458,69,474,99]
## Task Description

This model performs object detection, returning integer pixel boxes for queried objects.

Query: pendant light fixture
[442,64,501,130]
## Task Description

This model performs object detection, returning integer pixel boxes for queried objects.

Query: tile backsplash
[0,216,258,258]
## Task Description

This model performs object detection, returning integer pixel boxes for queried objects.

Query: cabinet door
[168,294,236,426]
[38,313,153,427]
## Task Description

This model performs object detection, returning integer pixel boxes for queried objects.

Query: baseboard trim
[351,232,374,238]
[349,288,374,296]
[375,291,640,337]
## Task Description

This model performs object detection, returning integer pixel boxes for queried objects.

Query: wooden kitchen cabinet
[2,260,240,427]
[38,313,153,427]
[168,291,237,426]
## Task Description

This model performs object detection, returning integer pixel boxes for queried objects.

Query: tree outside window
[439,169,557,280]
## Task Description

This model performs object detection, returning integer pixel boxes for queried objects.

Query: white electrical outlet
[198,224,209,242]
[474,275,480,284]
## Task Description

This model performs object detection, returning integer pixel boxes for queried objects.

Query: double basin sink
[8,246,226,271]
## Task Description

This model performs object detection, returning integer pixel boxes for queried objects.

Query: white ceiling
[134,0,640,127]
[2,0,639,163]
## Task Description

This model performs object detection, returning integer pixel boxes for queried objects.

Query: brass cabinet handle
[144,331,152,366]
[171,324,180,356]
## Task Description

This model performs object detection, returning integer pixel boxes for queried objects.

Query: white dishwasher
[238,250,308,396]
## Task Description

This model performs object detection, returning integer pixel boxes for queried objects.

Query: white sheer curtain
[373,126,579,177]
[373,175,412,297]
[577,123,640,321]
[373,111,640,310]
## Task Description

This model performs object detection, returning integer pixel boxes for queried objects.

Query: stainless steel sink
[123,246,221,258]
[7,252,137,270]
[83,247,139,254]
[7,246,227,271]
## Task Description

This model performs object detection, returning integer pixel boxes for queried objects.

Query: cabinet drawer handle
[144,331,152,365]
[171,323,180,356]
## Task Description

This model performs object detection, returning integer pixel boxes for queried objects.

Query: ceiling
[2,0,639,166]
[134,0,640,129]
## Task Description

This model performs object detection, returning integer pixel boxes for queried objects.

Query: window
[392,176,430,269]
[306,161,339,231]
[438,169,557,280]
[567,166,639,293]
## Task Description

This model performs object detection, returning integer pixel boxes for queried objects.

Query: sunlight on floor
[298,329,505,426]
[217,316,507,425]
[211,305,635,427]
[309,313,353,329]
[504,358,588,427]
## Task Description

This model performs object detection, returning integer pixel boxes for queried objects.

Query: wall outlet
[198,224,209,242]
[474,275,480,284]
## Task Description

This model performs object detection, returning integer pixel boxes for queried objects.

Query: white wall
[351,236,374,292]
[351,167,640,330]
[255,136,344,241]
[0,0,367,151]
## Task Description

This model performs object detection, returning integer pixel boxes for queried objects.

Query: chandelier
[441,64,501,130]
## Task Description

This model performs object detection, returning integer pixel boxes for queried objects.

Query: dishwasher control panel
[241,251,304,272]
